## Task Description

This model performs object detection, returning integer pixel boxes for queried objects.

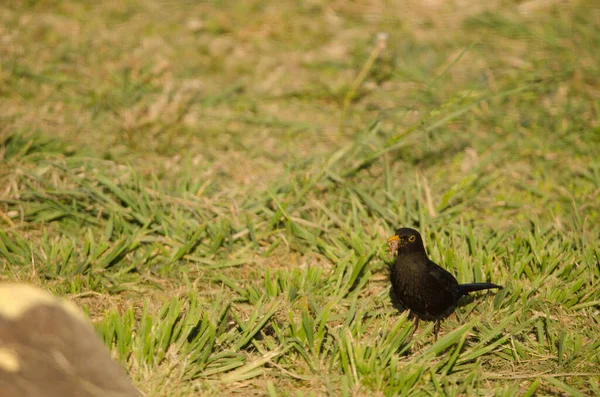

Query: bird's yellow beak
[387,235,400,243]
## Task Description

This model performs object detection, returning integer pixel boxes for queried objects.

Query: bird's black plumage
[387,227,502,338]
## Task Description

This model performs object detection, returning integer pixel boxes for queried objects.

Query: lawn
[1,0,599,396]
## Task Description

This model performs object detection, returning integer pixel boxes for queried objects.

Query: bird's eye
[408,235,416,242]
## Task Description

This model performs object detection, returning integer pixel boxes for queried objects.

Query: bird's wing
[425,260,459,288]
[422,260,460,304]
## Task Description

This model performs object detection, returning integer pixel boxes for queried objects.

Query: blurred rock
[0,283,142,397]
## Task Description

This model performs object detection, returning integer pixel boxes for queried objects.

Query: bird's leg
[407,311,419,340]
[433,320,441,341]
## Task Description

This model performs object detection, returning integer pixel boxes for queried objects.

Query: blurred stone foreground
[0,284,142,397]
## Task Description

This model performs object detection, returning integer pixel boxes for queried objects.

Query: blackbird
[387,227,502,339]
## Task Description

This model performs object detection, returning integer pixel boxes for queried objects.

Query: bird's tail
[458,283,502,295]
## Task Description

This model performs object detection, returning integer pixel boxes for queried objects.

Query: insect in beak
[386,235,401,257]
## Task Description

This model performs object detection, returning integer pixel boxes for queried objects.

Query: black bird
[387,227,502,339]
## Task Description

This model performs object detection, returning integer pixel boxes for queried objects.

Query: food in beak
[387,235,400,257]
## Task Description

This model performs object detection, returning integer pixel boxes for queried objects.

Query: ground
[1,0,599,396]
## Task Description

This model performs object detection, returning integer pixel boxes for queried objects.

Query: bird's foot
[433,320,441,341]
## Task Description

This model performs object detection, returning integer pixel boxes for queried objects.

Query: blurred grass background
[1,0,599,396]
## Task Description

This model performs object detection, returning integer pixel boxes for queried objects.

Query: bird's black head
[387,227,426,255]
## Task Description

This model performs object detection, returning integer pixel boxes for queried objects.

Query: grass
[1,0,600,395]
